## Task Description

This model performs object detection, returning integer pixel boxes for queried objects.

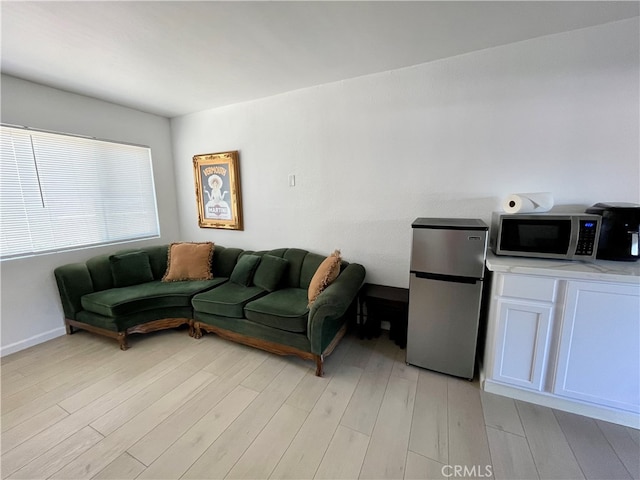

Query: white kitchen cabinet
[553,280,640,413]
[483,253,640,427]
[491,298,553,391]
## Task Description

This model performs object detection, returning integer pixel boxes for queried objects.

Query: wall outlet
[288,174,296,187]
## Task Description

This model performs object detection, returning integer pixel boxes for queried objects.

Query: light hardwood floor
[1,329,638,480]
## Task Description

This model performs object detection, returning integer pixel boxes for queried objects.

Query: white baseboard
[1,327,66,357]
[483,378,640,429]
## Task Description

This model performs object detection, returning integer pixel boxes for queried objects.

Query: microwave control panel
[575,220,598,256]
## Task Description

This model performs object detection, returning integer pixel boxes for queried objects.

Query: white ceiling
[2,1,639,118]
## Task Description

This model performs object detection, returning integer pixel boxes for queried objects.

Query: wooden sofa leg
[118,332,129,351]
[65,321,75,335]
[188,319,195,337]
[193,322,203,340]
[315,355,324,377]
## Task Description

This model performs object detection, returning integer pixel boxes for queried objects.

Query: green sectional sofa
[54,244,366,376]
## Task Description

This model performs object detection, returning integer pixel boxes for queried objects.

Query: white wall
[171,19,640,288]
[0,75,181,355]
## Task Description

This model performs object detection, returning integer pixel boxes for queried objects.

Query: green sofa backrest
[83,245,169,291]
[212,245,243,277]
[80,244,341,293]
[249,248,346,290]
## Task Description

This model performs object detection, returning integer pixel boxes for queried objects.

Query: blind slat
[0,126,160,260]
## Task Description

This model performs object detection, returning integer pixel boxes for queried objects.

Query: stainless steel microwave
[491,212,601,260]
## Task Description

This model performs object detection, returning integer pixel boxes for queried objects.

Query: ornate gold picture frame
[193,151,243,230]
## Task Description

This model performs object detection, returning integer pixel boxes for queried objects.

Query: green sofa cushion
[230,254,261,286]
[244,288,309,333]
[195,312,312,353]
[81,278,226,317]
[192,282,266,319]
[109,251,154,288]
[253,255,289,292]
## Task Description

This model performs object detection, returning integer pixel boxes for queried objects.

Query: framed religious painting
[193,150,243,230]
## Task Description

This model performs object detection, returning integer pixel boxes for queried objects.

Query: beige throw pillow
[308,250,342,306]
[162,242,214,282]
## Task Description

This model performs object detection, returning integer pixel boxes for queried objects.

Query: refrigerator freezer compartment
[410,226,487,279]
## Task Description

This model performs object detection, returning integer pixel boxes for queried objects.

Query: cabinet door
[554,281,640,412]
[492,299,553,391]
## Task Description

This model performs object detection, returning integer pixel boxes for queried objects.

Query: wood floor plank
[554,410,631,480]
[8,426,104,480]
[1,384,47,414]
[1,345,117,421]
[86,336,218,437]
[241,354,288,392]
[341,336,375,370]
[404,451,446,480]
[626,427,640,446]
[315,425,370,480]
[597,420,640,479]
[89,362,200,436]
[138,385,258,479]
[202,341,260,375]
[1,335,68,369]
[390,348,419,383]
[447,378,493,475]
[1,347,167,431]
[126,349,266,466]
[6,341,119,400]
[285,369,330,412]
[2,337,105,378]
[49,370,216,479]
[359,374,418,480]
[515,401,584,480]
[56,346,175,413]
[409,369,448,464]
[28,344,117,391]
[1,332,104,371]
[3,330,637,480]
[340,338,396,436]
[225,403,308,480]
[0,370,25,385]
[486,426,539,480]
[92,452,146,480]
[1,404,68,454]
[0,351,183,476]
[480,390,526,437]
[271,365,363,479]
[181,361,307,479]
[284,337,352,413]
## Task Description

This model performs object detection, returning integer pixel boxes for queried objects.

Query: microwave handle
[630,230,639,257]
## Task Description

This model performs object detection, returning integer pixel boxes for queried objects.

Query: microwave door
[499,218,572,256]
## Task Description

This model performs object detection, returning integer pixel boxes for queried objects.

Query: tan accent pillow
[162,242,214,282]
[308,250,342,306]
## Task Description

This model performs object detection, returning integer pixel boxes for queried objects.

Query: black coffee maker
[586,203,640,261]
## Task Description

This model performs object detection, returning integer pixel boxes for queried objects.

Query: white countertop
[486,251,640,284]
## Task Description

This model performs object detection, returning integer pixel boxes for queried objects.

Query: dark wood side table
[358,283,409,348]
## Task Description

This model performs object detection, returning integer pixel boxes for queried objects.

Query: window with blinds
[0,125,160,260]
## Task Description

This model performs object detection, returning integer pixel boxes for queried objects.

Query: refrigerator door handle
[412,271,480,284]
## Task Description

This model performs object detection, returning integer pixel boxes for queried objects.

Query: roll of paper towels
[502,192,554,214]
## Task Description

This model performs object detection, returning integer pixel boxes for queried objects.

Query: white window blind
[0,125,160,260]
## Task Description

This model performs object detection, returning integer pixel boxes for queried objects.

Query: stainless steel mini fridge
[406,218,488,379]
